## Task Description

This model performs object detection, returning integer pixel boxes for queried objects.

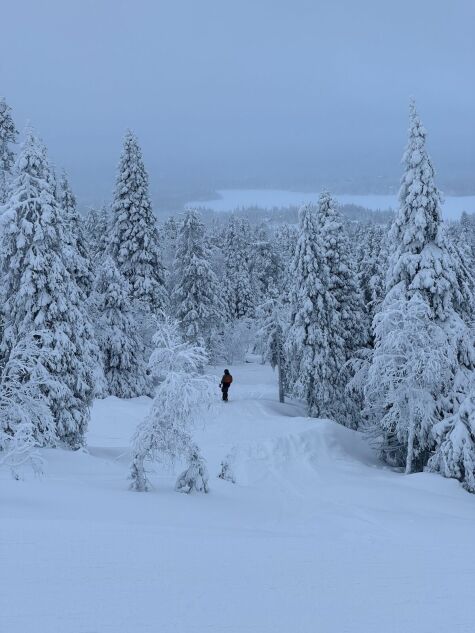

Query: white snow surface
[2,363,475,632]
[188,189,475,220]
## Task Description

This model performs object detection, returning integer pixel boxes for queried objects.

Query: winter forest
[2,96,475,493]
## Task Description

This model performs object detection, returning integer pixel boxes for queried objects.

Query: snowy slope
[2,363,475,633]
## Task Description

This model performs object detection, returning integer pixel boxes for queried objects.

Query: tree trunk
[277,330,285,404]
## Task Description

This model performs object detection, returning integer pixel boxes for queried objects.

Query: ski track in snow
[2,363,475,633]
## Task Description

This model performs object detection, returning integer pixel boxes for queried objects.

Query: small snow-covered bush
[218,455,236,484]
[175,445,209,494]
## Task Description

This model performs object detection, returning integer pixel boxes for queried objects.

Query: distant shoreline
[186,189,475,220]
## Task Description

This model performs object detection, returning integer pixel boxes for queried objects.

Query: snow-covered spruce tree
[0,97,18,205]
[110,130,167,314]
[460,211,475,263]
[129,318,216,492]
[272,223,298,295]
[427,394,475,492]
[0,333,57,478]
[250,224,282,302]
[222,216,255,319]
[59,171,94,295]
[172,209,225,356]
[84,204,110,267]
[256,289,288,403]
[355,223,389,340]
[366,101,475,478]
[161,215,180,292]
[286,194,366,424]
[0,130,97,449]
[90,256,149,398]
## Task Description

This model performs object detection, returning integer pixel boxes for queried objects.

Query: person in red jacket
[220,369,233,401]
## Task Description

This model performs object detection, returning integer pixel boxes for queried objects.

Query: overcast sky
[1,0,473,206]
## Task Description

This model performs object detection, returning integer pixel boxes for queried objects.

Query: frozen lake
[188,189,475,220]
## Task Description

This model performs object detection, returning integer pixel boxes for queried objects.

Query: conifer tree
[90,257,149,398]
[0,130,97,449]
[286,194,365,424]
[161,215,180,292]
[172,209,225,354]
[428,395,475,492]
[250,224,281,301]
[366,101,475,478]
[59,171,94,295]
[110,130,166,313]
[355,223,389,339]
[222,217,255,319]
[84,204,110,267]
[0,97,18,204]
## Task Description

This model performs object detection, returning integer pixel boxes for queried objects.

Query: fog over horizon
[1,0,474,209]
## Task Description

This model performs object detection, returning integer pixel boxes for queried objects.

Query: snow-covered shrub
[175,444,210,494]
[218,454,236,484]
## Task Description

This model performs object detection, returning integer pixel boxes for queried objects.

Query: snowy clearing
[2,362,474,633]
[188,188,475,220]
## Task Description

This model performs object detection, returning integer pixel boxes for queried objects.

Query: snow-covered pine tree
[286,194,366,424]
[0,97,18,205]
[428,394,475,492]
[222,216,255,319]
[0,130,98,449]
[273,223,298,294]
[84,204,110,267]
[366,101,475,479]
[256,289,287,403]
[460,211,475,262]
[110,130,167,314]
[129,318,215,492]
[172,209,225,355]
[355,223,389,340]
[387,102,455,319]
[161,215,180,292]
[90,256,149,398]
[250,224,281,302]
[59,171,94,295]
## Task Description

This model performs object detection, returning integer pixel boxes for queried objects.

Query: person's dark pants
[222,385,230,401]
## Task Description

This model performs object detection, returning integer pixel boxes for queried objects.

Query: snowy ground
[188,188,475,220]
[2,363,475,633]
